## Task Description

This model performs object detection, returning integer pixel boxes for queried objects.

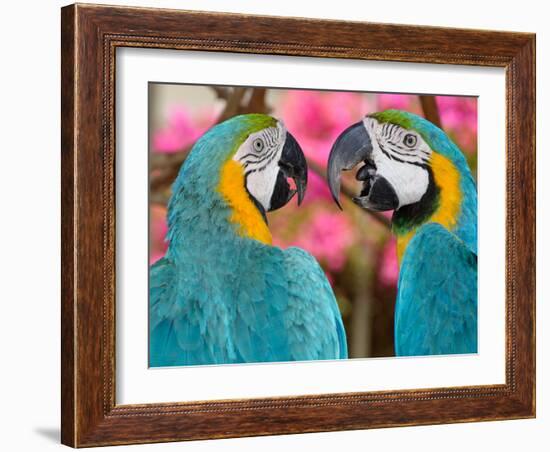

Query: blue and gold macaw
[150,114,347,367]
[328,110,477,356]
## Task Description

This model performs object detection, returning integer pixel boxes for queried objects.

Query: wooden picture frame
[61,3,536,447]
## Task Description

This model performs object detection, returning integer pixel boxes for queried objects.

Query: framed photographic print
[61,3,536,447]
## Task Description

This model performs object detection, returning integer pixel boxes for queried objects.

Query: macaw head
[224,114,307,213]
[327,109,474,221]
[169,114,307,244]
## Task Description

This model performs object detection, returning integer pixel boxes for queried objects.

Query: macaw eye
[403,134,417,148]
[252,138,265,153]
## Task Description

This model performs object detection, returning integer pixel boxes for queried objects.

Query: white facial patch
[362,117,431,208]
[232,122,286,211]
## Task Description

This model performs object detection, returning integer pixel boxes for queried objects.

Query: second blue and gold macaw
[150,114,347,367]
[328,110,477,357]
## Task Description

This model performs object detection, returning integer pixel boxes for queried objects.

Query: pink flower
[379,238,398,287]
[153,105,217,153]
[291,211,355,273]
[302,170,332,204]
[436,96,477,153]
[377,94,419,112]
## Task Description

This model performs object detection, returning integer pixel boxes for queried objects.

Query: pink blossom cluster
[291,211,355,274]
[153,105,218,153]
[436,96,478,153]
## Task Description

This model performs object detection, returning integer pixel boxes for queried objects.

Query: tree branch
[210,86,231,100]
[150,150,189,192]
[419,96,442,128]
[244,88,269,114]
[218,87,247,122]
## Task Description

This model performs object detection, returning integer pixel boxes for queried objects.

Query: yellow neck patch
[396,152,462,263]
[396,231,414,264]
[218,160,272,245]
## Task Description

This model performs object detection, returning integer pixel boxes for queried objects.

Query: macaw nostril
[359,178,372,197]
[356,161,376,181]
[356,165,370,181]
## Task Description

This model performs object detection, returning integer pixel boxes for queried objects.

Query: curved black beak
[328,121,399,212]
[269,132,308,211]
[327,121,373,209]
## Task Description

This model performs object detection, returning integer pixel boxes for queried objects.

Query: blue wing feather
[282,247,348,360]
[149,246,347,366]
[395,223,477,356]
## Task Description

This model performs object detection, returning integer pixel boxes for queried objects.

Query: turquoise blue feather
[149,115,347,366]
[395,223,477,355]
[381,111,478,356]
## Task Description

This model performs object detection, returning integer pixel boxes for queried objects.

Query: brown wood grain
[60,5,76,446]
[61,3,536,447]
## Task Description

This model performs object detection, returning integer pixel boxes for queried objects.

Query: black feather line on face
[386,140,431,159]
[242,144,277,167]
[243,141,280,175]
[379,142,429,168]
[392,167,440,234]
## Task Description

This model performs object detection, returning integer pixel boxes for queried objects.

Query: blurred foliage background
[149,84,478,359]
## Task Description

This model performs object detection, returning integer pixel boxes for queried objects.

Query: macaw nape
[328,110,477,357]
[150,113,347,367]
